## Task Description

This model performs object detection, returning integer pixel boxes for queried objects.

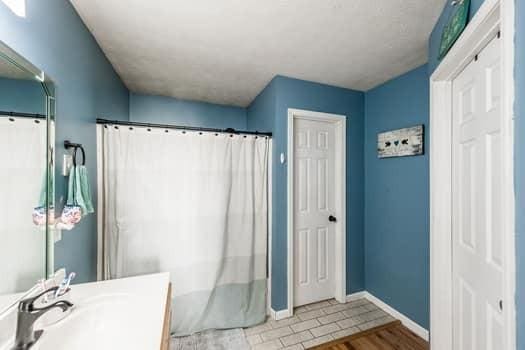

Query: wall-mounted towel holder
[64,140,86,166]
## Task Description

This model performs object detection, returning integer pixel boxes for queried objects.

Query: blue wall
[247,80,280,309]
[246,78,279,306]
[364,65,430,329]
[0,77,45,114]
[247,78,277,134]
[130,93,247,130]
[248,76,365,311]
[515,0,524,348]
[0,0,130,283]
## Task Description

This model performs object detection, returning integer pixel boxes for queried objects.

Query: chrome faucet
[12,286,74,350]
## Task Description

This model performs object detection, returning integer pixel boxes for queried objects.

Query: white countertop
[1,273,170,350]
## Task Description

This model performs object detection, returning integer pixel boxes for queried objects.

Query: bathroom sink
[34,294,148,349]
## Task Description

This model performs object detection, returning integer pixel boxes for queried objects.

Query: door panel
[298,158,309,212]
[317,227,328,281]
[298,229,309,285]
[294,118,336,306]
[452,36,503,350]
[317,159,328,211]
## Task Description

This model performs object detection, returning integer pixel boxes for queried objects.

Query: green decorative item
[438,0,471,60]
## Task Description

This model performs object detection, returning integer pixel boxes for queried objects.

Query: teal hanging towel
[66,165,94,216]
[76,165,94,215]
[61,164,94,227]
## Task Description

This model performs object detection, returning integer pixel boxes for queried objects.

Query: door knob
[328,215,337,222]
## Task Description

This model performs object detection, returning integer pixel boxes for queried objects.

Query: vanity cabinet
[161,283,172,350]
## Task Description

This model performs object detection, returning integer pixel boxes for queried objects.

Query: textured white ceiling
[71,0,446,107]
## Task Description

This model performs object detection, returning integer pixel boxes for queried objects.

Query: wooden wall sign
[377,125,424,158]
[438,0,471,60]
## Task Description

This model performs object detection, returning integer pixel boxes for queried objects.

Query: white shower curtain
[0,117,46,295]
[98,125,269,335]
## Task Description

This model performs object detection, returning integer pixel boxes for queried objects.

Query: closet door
[451,36,504,350]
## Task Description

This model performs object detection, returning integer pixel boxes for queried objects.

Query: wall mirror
[0,40,55,297]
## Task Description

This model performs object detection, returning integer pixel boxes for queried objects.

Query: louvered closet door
[293,118,336,306]
[452,35,504,350]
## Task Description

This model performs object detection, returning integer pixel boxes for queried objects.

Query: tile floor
[243,298,396,350]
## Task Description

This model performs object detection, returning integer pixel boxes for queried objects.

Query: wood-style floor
[309,321,429,350]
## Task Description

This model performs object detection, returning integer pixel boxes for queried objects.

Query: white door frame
[429,0,515,349]
[267,140,273,315]
[287,108,346,317]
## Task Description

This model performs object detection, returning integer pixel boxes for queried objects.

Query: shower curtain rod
[0,111,46,119]
[96,118,272,137]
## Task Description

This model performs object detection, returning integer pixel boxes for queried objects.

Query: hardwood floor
[309,321,429,350]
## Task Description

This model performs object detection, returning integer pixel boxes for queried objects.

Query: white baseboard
[345,291,367,302]
[363,292,429,341]
[270,308,292,321]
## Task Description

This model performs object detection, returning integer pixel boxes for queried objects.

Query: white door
[294,118,336,306]
[452,35,504,350]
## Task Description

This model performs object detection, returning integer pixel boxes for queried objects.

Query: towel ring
[73,146,86,166]
[64,140,86,166]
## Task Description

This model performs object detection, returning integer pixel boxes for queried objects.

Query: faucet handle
[30,299,73,314]
[19,287,62,312]
[19,286,73,315]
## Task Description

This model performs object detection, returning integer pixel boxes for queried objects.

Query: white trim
[364,292,429,341]
[96,124,104,281]
[287,108,347,317]
[345,291,367,303]
[270,308,293,321]
[267,140,273,316]
[500,1,516,348]
[429,0,515,349]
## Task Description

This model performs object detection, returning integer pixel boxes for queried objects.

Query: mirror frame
[0,40,56,279]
